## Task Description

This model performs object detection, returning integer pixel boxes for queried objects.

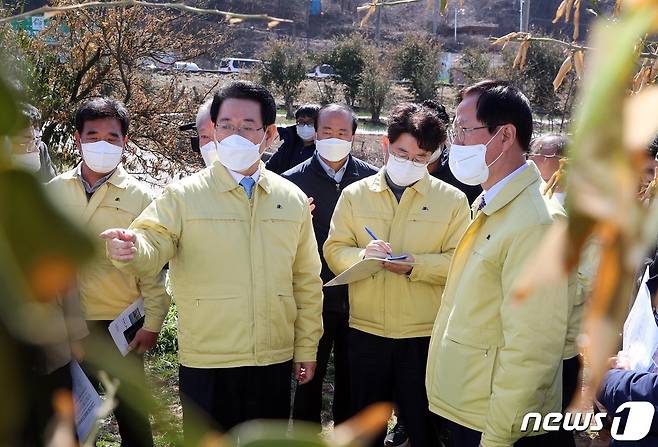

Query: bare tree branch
[0,0,294,25]
[490,34,658,60]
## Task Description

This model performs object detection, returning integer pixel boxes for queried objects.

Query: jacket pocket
[269,291,297,350]
[431,334,497,415]
[176,295,249,356]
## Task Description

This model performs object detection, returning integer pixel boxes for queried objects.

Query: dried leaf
[624,85,658,150]
[513,40,530,70]
[574,50,585,80]
[651,57,658,80]
[491,31,520,47]
[565,0,574,22]
[228,17,243,25]
[360,4,377,27]
[267,20,280,28]
[333,402,394,445]
[573,0,582,40]
[614,0,622,16]
[553,0,568,23]
[544,158,570,197]
[43,10,63,19]
[553,54,573,91]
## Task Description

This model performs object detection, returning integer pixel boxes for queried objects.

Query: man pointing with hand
[103,81,323,439]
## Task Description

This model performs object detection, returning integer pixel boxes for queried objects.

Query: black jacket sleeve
[266,125,298,174]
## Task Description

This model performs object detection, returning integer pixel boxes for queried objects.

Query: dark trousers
[84,321,153,447]
[179,360,292,440]
[23,362,74,447]
[432,414,576,447]
[348,329,437,447]
[562,355,582,411]
[293,311,351,425]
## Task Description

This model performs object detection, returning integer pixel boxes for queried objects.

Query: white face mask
[81,140,123,174]
[200,141,219,167]
[428,144,446,164]
[316,137,352,162]
[385,151,428,187]
[13,152,41,172]
[296,124,315,141]
[217,133,265,172]
[448,128,503,186]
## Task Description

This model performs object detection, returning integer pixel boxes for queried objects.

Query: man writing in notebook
[323,103,470,447]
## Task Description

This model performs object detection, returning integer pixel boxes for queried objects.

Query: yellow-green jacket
[47,165,170,332]
[111,162,323,368]
[426,164,569,447]
[323,169,470,338]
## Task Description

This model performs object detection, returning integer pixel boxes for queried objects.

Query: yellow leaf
[574,50,585,80]
[565,0,574,22]
[228,17,244,25]
[573,0,582,40]
[491,31,520,46]
[513,40,530,70]
[553,0,567,23]
[267,20,280,28]
[553,55,573,91]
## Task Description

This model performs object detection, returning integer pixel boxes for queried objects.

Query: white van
[218,58,262,73]
[174,61,201,72]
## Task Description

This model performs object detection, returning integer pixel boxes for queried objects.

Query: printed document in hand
[623,267,658,372]
[70,360,102,441]
[324,256,416,287]
[108,297,145,356]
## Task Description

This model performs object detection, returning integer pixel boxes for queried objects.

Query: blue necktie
[477,197,486,211]
[240,177,256,199]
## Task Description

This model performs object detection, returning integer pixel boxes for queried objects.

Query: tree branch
[0,0,294,25]
[490,35,658,59]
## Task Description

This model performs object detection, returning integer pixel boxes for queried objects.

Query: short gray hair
[530,134,569,157]
[196,99,213,131]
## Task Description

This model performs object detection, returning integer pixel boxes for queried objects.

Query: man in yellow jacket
[47,97,171,447]
[425,80,572,447]
[102,81,323,437]
[324,103,470,447]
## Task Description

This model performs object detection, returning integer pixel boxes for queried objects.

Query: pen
[365,226,394,257]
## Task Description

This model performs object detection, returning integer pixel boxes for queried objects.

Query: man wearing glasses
[102,81,324,439]
[324,103,470,447]
[425,81,571,447]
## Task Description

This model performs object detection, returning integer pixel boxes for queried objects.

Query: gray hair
[530,134,569,157]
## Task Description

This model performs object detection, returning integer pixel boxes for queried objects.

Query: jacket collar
[481,162,541,215]
[310,153,360,182]
[63,163,132,190]
[368,167,431,196]
[210,161,272,195]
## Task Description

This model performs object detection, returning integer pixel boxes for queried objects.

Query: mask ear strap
[484,127,506,169]
[485,126,504,147]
